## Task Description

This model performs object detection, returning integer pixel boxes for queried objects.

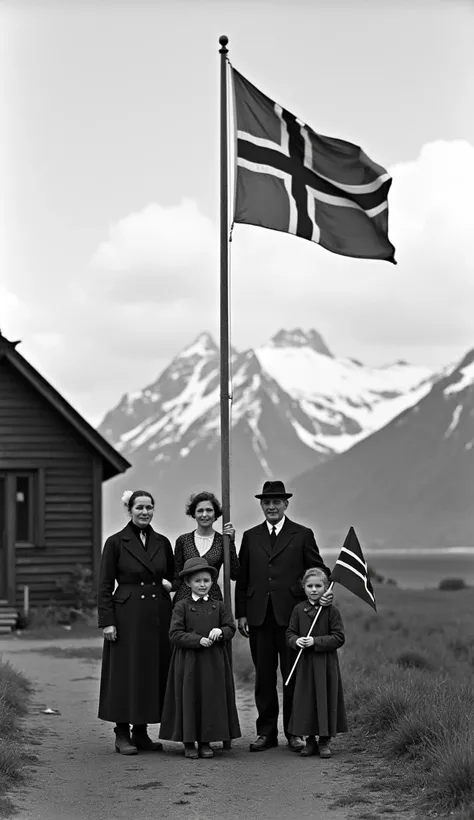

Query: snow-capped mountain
[99,328,439,538]
[290,349,474,550]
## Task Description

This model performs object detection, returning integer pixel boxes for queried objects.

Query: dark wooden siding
[0,359,97,607]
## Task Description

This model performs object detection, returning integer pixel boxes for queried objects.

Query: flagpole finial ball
[219,35,229,50]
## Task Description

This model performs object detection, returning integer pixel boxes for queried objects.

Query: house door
[0,475,10,600]
[0,471,37,604]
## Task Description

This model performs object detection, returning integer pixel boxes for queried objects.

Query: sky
[1,0,473,426]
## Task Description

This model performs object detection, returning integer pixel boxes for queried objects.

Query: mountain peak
[269,328,332,357]
[178,332,218,359]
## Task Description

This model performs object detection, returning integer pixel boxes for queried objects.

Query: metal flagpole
[284,582,335,686]
[219,35,232,614]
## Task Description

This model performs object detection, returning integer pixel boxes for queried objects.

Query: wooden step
[0,626,14,634]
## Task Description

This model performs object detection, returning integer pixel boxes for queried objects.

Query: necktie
[270,526,277,548]
[140,531,147,550]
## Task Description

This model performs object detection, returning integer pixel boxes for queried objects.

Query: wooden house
[0,332,130,627]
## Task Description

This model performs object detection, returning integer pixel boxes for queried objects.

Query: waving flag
[232,68,396,264]
[330,527,377,610]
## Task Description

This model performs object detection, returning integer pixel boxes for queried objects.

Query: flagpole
[219,34,232,614]
[284,582,335,686]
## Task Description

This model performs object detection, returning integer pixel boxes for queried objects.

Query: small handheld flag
[330,526,377,611]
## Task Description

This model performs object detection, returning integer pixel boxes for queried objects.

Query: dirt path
[0,636,415,820]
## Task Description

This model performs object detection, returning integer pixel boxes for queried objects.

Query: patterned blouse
[172,530,240,604]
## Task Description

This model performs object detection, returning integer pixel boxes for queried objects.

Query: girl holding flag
[286,567,348,758]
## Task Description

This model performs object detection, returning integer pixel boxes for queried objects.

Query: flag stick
[219,34,232,614]
[284,582,335,686]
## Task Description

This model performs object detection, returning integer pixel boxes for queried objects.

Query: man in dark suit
[235,480,332,752]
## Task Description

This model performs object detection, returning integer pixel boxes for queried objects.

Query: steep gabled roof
[0,333,131,481]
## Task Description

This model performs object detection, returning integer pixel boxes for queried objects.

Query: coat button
[152,594,156,598]
[268,577,272,581]
[141,582,145,586]
[152,582,156,586]
[141,594,145,599]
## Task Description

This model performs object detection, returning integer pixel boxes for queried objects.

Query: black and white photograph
[0,1,473,818]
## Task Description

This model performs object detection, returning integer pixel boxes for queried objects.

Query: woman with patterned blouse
[172,491,240,604]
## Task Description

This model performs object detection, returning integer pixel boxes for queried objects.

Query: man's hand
[208,628,223,642]
[319,590,334,607]
[296,636,314,649]
[200,637,212,648]
[161,578,172,592]
[103,626,117,641]
[238,617,249,638]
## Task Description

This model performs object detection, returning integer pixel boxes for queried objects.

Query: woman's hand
[223,522,235,541]
[208,628,223,642]
[103,626,117,641]
[200,637,212,648]
[296,636,314,649]
[162,578,172,592]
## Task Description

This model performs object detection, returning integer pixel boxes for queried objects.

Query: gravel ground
[0,635,417,820]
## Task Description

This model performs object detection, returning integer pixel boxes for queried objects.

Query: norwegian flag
[231,68,396,264]
[330,527,377,611]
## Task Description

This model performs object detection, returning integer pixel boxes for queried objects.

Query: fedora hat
[255,480,293,500]
[178,557,218,579]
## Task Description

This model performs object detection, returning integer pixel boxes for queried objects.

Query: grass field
[0,657,34,817]
[232,583,474,819]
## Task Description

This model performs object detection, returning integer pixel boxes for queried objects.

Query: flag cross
[237,105,392,243]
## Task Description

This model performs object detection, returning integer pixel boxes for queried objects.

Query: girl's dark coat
[172,531,240,604]
[159,598,241,743]
[97,522,174,725]
[286,602,348,738]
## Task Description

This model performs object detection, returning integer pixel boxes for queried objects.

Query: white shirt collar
[266,515,286,536]
[191,593,209,602]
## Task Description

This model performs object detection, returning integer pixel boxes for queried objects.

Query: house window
[15,474,34,543]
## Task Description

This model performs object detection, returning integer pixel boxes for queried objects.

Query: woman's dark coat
[286,602,348,738]
[97,522,174,725]
[172,531,240,604]
[159,598,241,743]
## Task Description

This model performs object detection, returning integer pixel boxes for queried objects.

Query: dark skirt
[159,643,241,743]
[288,651,348,738]
[98,585,172,725]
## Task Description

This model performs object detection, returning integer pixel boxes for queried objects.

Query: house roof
[0,332,131,481]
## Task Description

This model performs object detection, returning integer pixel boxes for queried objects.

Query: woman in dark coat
[172,491,240,604]
[286,567,347,758]
[159,557,241,758]
[97,489,174,755]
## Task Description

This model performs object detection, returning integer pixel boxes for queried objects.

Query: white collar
[266,516,286,536]
[191,593,209,602]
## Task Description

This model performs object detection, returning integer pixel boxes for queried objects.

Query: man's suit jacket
[234,517,330,628]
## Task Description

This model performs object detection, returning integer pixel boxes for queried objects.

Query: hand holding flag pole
[285,527,376,687]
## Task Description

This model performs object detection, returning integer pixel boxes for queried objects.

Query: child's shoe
[198,743,214,758]
[184,742,198,759]
[300,735,318,757]
[318,737,331,758]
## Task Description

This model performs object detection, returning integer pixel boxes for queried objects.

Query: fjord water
[323,548,474,589]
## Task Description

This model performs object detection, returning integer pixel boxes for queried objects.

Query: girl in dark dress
[286,568,348,758]
[97,490,174,755]
[172,491,239,604]
[159,557,241,759]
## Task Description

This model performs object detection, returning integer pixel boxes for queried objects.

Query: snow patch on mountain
[444,359,474,395]
[444,405,463,438]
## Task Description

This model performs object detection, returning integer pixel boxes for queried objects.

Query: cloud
[3,140,473,424]
[89,199,217,303]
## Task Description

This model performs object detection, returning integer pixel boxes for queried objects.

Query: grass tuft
[395,650,434,670]
[0,657,33,804]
